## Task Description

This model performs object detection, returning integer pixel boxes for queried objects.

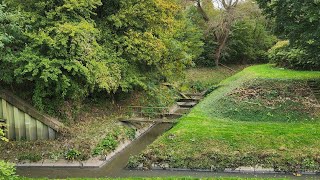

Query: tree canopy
[0,0,203,110]
[256,0,320,70]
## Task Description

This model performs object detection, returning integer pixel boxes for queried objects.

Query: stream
[16,123,314,179]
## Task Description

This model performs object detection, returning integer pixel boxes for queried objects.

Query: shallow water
[16,123,316,179]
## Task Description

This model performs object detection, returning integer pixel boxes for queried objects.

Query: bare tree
[189,0,240,66]
[212,0,239,66]
[187,0,210,21]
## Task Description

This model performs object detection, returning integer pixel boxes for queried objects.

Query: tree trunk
[196,0,209,21]
[214,31,229,66]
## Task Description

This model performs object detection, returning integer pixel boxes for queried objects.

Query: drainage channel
[16,91,320,179]
[16,123,317,179]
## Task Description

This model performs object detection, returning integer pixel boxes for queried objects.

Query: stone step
[176,101,197,108]
[178,98,201,102]
[119,117,177,123]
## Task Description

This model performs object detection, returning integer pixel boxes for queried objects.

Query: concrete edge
[133,166,319,175]
[16,123,155,168]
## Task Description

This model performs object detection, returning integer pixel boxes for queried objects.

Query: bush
[256,0,320,70]
[225,20,276,64]
[0,127,7,142]
[92,134,119,155]
[0,160,16,180]
[268,41,318,70]
[125,128,136,140]
[64,149,81,161]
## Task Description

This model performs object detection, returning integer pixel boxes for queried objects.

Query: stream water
[16,123,315,179]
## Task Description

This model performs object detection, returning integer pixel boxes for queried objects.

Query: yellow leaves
[93,61,122,93]
[154,0,180,13]
[123,30,167,64]
[154,0,181,30]
[0,126,8,142]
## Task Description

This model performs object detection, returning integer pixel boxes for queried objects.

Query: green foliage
[195,0,275,66]
[93,134,118,155]
[136,85,178,117]
[0,3,24,83]
[0,160,16,180]
[256,0,320,70]
[1,0,203,113]
[268,44,311,70]
[64,149,81,161]
[0,122,15,180]
[196,29,218,67]
[0,124,7,142]
[125,128,136,140]
[225,20,276,64]
[18,153,42,162]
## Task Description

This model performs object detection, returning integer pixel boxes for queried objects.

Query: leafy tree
[1,0,203,112]
[224,1,276,64]
[256,0,320,70]
[102,0,203,80]
[192,0,274,66]
[0,3,24,83]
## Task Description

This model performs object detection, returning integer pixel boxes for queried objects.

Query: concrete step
[178,98,201,102]
[162,113,183,119]
[176,102,197,108]
[119,117,177,123]
[174,108,190,114]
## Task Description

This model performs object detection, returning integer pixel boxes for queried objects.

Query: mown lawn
[132,64,320,172]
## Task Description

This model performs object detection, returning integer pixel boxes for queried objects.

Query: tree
[1,0,203,112]
[256,0,320,70]
[224,0,276,64]
[189,0,240,66]
[0,3,24,83]
[212,0,239,66]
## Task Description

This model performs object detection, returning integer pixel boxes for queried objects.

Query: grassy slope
[185,65,248,86]
[136,64,320,172]
[17,178,287,180]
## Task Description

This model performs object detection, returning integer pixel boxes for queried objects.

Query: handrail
[0,90,68,133]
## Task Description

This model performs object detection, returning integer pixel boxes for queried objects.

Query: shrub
[268,41,318,70]
[256,0,320,70]
[92,134,119,155]
[125,128,136,140]
[64,149,81,161]
[0,160,16,180]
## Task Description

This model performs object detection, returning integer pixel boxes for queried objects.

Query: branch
[196,0,209,21]
[232,0,239,7]
[221,0,228,9]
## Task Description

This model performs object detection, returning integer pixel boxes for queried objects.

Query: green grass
[133,64,320,172]
[180,65,247,92]
[16,177,287,180]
